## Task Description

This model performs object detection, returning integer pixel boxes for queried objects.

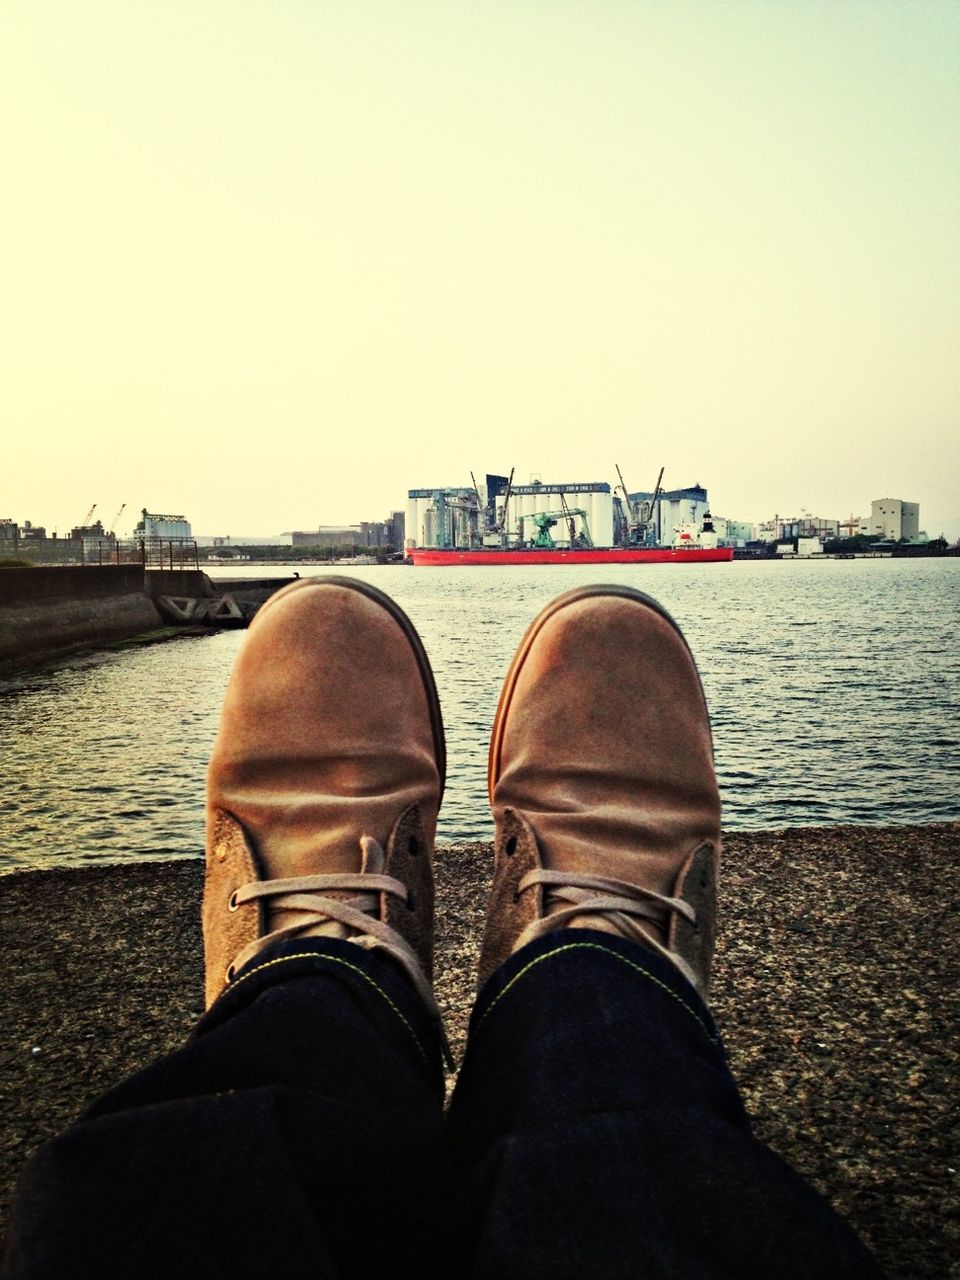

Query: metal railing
[85,538,200,569]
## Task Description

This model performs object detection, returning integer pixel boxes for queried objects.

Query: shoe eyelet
[228,891,239,912]
[408,836,420,856]
[225,964,236,983]
[512,890,520,904]
[505,836,517,857]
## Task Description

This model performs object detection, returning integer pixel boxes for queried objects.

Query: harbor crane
[615,463,664,545]
[469,472,486,528]
[614,464,634,537]
[494,468,515,537]
[527,505,592,550]
[559,493,593,547]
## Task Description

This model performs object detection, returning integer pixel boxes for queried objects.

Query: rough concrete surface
[0,566,163,665]
[1,824,957,1277]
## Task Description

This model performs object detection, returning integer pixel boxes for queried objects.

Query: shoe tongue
[265,834,386,940]
[359,834,386,875]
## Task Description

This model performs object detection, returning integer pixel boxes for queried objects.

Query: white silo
[405,497,418,551]
[594,491,614,547]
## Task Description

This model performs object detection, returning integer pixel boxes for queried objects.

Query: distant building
[0,518,19,554]
[710,517,755,547]
[758,513,839,542]
[385,511,405,550]
[194,534,293,547]
[408,478,616,549]
[869,498,920,542]
[838,513,867,538]
[629,485,709,546]
[406,486,488,550]
[291,515,401,549]
[134,509,192,539]
[796,536,823,557]
[69,520,110,542]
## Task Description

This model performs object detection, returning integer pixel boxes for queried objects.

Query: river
[1,557,958,872]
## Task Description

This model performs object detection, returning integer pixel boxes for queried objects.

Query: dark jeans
[5,932,884,1279]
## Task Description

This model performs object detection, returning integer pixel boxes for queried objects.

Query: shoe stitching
[474,941,719,1045]
[220,951,434,1069]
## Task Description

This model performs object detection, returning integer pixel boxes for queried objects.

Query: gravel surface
[1,823,957,1277]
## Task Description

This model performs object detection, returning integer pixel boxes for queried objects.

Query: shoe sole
[256,575,447,799]
[487,584,710,802]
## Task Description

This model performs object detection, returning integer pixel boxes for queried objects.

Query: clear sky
[3,1,958,539]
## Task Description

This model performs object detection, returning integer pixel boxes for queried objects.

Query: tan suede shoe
[481,585,721,999]
[203,577,445,1023]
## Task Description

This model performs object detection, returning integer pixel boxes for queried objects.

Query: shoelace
[513,868,700,991]
[227,835,453,1067]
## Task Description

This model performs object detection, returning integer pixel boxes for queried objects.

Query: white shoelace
[227,835,452,1066]
[514,868,700,991]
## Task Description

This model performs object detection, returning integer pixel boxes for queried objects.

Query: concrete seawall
[0,566,165,666]
[0,566,297,667]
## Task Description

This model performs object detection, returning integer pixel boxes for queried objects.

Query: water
[2,558,958,872]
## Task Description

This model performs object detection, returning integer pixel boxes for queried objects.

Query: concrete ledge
[1,823,956,1279]
[0,595,165,665]
[0,566,164,665]
[0,564,146,605]
[0,567,298,666]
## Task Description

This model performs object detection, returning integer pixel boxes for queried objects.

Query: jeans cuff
[470,927,723,1049]
[197,936,446,1084]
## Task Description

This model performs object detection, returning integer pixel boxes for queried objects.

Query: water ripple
[1,558,958,871]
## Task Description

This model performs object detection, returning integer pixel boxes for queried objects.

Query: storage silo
[593,491,614,547]
[582,492,596,545]
[405,496,419,551]
[415,497,430,547]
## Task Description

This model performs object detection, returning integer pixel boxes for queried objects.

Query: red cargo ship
[407,546,733,566]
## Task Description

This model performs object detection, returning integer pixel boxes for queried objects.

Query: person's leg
[6,939,448,1280]
[447,585,885,1279]
[4,577,450,1280]
[448,931,883,1279]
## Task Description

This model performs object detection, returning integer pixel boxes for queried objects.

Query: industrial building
[406,473,718,551]
[757,514,841,542]
[290,513,405,550]
[0,518,20,555]
[755,501,924,546]
[406,479,615,551]
[627,484,710,547]
[134,509,192,540]
[195,534,294,548]
[709,517,756,547]
[869,498,921,542]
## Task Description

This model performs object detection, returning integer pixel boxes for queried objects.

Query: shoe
[481,585,721,999]
[203,576,446,1027]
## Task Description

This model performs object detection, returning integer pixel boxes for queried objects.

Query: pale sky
[2,1,958,539]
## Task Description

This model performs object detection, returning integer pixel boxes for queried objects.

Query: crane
[470,471,486,529]
[646,466,665,543]
[494,468,515,536]
[614,463,634,535]
[78,502,97,531]
[614,463,664,545]
[109,503,126,535]
[559,493,593,547]
[527,506,592,549]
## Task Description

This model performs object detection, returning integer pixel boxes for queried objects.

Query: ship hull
[407,546,734,566]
